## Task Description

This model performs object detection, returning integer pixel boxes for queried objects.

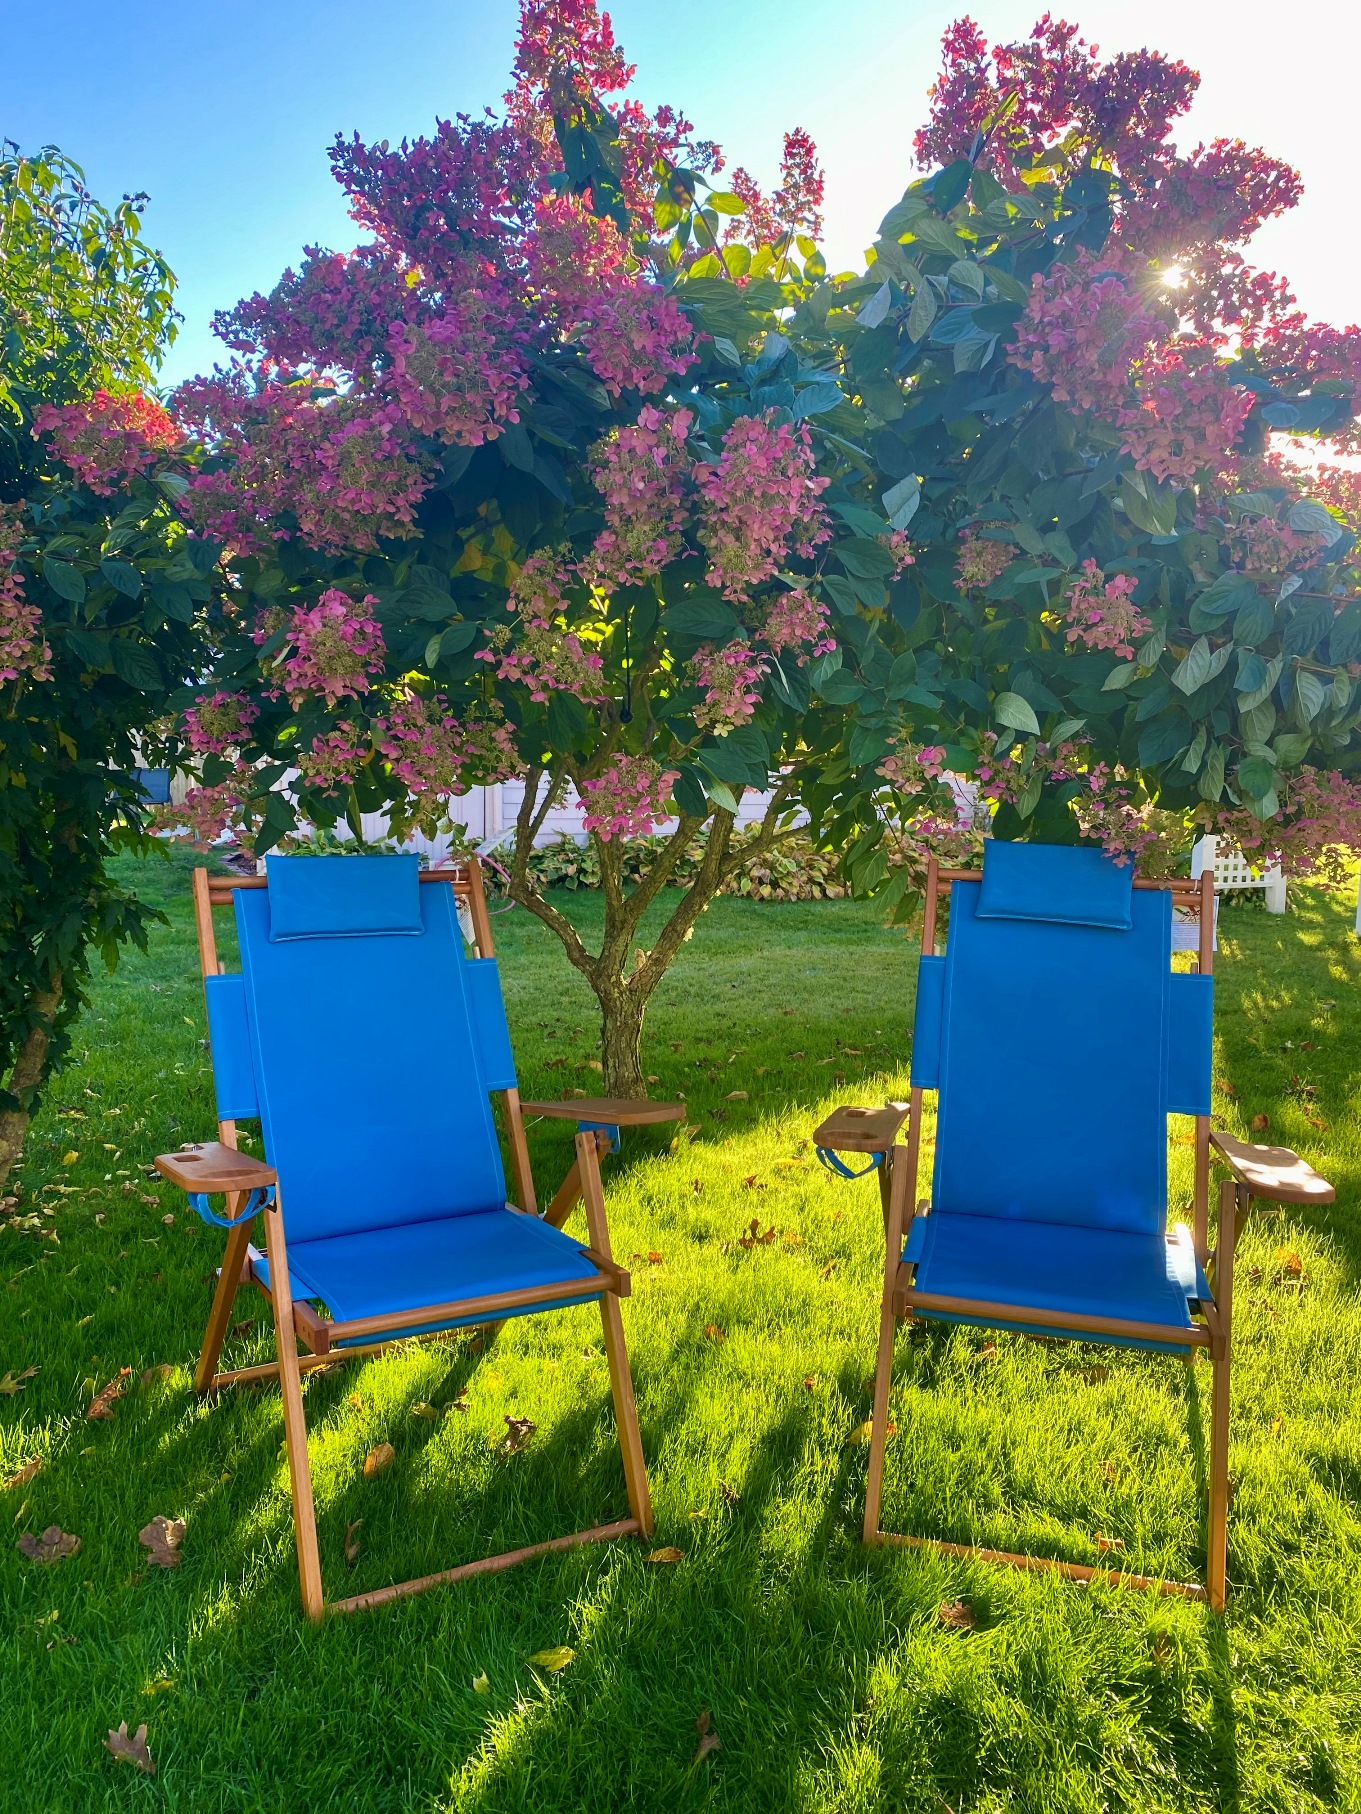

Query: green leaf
[1101,662,1140,691]
[1237,755,1278,800]
[1170,637,1230,694]
[947,259,985,299]
[1272,732,1312,766]
[1120,473,1177,536]
[836,538,897,580]
[906,282,938,342]
[670,766,708,818]
[99,557,142,598]
[1292,670,1327,725]
[1190,573,1256,619]
[1181,725,1207,773]
[1198,743,1225,803]
[109,638,163,692]
[792,383,843,419]
[42,557,85,602]
[993,690,1040,736]
[665,594,741,642]
[815,669,868,705]
[706,191,746,215]
[497,423,535,472]
[858,282,892,328]
[1286,499,1344,544]
[881,475,921,531]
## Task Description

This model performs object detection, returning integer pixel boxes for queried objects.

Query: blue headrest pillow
[974,840,1133,931]
[265,853,424,941]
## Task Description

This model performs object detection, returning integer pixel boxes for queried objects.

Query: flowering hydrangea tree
[16,5,1361,1122]
[118,0,1361,1091]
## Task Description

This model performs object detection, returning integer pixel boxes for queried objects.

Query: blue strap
[187,1185,274,1229]
[816,1147,884,1180]
[578,1120,621,1154]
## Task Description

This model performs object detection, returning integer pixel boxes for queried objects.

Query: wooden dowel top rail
[206,866,475,900]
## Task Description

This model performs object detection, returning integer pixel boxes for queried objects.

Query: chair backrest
[911,843,1212,1235]
[203,855,520,1243]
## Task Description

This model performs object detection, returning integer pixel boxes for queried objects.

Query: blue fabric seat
[252,1207,601,1337]
[906,1211,1210,1351]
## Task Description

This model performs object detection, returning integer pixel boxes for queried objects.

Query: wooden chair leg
[194,1209,254,1394]
[577,1129,653,1538]
[599,1293,653,1537]
[863,1291,898,1544]
[865,1146,911,1544]
[1206,1179,1238,1613]
[262,1191,325,1621]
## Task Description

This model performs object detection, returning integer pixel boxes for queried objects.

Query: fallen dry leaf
[1306,1116,1329,1131]
[1251,1113,1270,1133]
[738,1219,776,1249]
[363,1442,396,1479]
[1275,1248,1303,1280]
[104,1722,155,1776]
[528,1645,575,1672]
[138,1516,185,1570]
[1270,1415,1284,1436]
[1101,1460,1118,1482]
[704,1324,726,1344]
[0,1366,39,1396]
[344,1518,363,1568]
[4,1457,42,1490]
[1215,1080,1237,1097]
[938,1600,976,1631]
[719,1480,741,1506]
[140,1364,173,1388]
[646,1546,685,1564]
[725,1090,748,1102]
[502,1416,536,1455]
[18,1526,80,1564]
[1082,1365,1111,1384]
[472,1671,489,1694]
[1095,1533,1126,1553]
[87,1369,131,1420]
[692,1708,721,1763]
[802,1376,817,1392]
[741,1176,765,1191]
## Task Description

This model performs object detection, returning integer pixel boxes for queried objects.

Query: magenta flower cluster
[386,288,530,446]
[182,690,260,754]
[579,754,679,840]
[1061,562,1153,659]
[376,693,523,796]
[267,590,386,707]
[478,553,607,703]
[33,391,179,497]
[760,589,835,662]
[687,642,769,732]
[0,503,51,684]
[298,722,371,793]
[693,415,830,601]
[587,406,692,586]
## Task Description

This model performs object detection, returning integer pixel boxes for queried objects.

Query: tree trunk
[0,979,62,1196]
[596,981,649,1100]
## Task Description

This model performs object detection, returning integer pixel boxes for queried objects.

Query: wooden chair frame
[820,859,1332,1615]
[159,858,682,1621]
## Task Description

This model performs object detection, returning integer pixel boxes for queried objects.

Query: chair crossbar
[870,1531,1209,1602]
[901,1283,1213,1349]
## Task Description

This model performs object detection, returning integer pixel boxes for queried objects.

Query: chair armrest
[155,1143,277,1194]
[813,1103,909,1154]
[521,1097,685,1126]
[1211,1131,1334,1205]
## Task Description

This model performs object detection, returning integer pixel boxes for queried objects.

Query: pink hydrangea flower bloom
[298,722,371,793]
[586,407,692,587]
[266,590,386,707]
[386,286,531,446]
[579,753,679,840]
[0,502,51,683]
[181,691,260,754]
[693,413,830,602]
[1061,561,1153,659]
[478,552,607,703]
[32,391,179,496]
[760,589,835,662]
[687,642,769,732]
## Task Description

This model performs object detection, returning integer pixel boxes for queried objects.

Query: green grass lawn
[2,849,1360,1813]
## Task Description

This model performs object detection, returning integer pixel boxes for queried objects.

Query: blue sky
[2,0,1352,387]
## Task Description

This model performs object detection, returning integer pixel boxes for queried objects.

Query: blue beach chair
[814,840,1333,1610]
[156,854,682,1620]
